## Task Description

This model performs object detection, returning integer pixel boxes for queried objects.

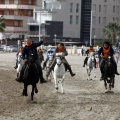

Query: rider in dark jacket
[98,41,120,80]
[15,37,47,83]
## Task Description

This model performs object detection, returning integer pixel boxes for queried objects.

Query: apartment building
[0,0,42,39]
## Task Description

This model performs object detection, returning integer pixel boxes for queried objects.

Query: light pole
[94,35,96,46]
[54,34,57,46]
[90,10,95,46]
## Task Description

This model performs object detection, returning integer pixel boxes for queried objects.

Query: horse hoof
[56,87,58,90]
[90,79,92,80]
[112,84,114,88]
[94,76,96,78]
[35,89,38,93]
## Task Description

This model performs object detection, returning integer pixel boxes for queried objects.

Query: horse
[22,50,39,101]
[46,53,54,81]
[102,55,115,91]
[53,53,66,93]
[16,52,23,78]
[86,52,96,80]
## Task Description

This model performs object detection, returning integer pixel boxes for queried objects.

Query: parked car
[0,45,6,51]
[10,46,18,52]
[3,45,11,52]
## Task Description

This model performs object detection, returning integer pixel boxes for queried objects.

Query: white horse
[16,52,23,78]
[86,52,96,80]
[53,53,66,93]
[46,53,54,81]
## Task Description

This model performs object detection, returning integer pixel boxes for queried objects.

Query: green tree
[103,22,120,45]
[0,17,6,32]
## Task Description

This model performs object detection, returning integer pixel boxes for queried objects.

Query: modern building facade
[0,0,42,39]
[2,0,119,45]
[92,0,120,42]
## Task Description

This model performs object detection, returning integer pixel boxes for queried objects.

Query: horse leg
[93,67,96,78]
[104,80,107,89]
[22,84,28,96]
[61,76,65,94]
[31,85,35,101]
[54,74,58,90]
[112,77,115,88]
[35,84,38,93]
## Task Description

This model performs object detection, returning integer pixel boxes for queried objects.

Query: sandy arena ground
[0,52,120,120]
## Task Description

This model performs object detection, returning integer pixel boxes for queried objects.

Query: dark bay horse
[22,50,39,100]
[103,55,115,91]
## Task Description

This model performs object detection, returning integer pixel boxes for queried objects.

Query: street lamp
[90,10,95,46]
[54,34,57,46]
[94,35,96,46]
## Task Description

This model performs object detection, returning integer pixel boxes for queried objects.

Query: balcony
[5,27,27,33]
[3,15,32,20]
[0,4,40,10]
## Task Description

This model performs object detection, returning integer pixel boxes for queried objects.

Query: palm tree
[103,22,120,45]
[0,17,6,32]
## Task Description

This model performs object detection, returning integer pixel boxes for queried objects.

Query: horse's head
[89,52,95,62]
[49,53,54,61]
[55,53,63,67]
[106,55,111,66]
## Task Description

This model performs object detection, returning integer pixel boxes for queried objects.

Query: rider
[15,37,47,84]
[83,45,96,68]
[98,41,120,80]
[42,47,55,70]
[14,47,23,69]
[46,43,75,78]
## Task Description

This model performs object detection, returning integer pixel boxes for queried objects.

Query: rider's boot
[115,71,120,75]
[100,75,104,80]
[15,71,23,83]
[42,62,46,70]
[67,65,76,77]
[39,68,47,84]
[14,64,18,69]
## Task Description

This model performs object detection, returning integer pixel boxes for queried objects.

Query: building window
[92,4,96,12]
[113,17,115,21]
[76,15,79,24]
[93,16,96,25]
[99,5,101,12]
[116,17,119,23]
[14,10,18,15]
[98,17,101,24]
[116,6,119,14]
[70,3,73,12]
[76,3,79,13]
[28,0,32,5]
[103,5,107,13]
[14,0,18,4]
[103,17,106,25]
[4,10,9,15]
[113,6,115,13]
[14,21,18,27]
[70,15,73,24]
[28,11,32,16]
